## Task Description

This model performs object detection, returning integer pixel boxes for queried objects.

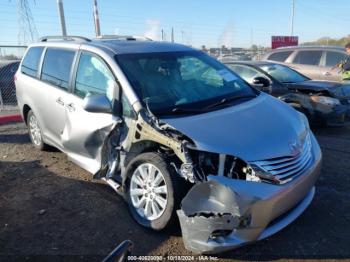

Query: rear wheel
[125,152,187,230]
[27,110,47,150]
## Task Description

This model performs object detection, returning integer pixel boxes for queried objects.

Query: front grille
[251,134,313,184]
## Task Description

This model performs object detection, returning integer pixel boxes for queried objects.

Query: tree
[250,44,258,51]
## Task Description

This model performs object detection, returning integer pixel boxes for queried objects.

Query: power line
[16,0,38,44]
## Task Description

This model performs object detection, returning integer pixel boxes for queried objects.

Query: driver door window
[75,52,115,101]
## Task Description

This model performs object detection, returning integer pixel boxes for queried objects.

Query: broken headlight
[189,150,261,182]
[310,95,341,106]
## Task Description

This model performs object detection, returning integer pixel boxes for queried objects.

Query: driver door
[61,51,120,174]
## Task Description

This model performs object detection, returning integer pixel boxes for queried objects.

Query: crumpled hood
[162,93,307,162]
[287,80,350,99]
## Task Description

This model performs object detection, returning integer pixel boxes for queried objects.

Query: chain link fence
[0,46,27,112]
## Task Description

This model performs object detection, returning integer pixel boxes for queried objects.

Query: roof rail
[95,35,152,41]
[38,36,91,42]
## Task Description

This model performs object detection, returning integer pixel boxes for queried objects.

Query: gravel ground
[0,122,349,261]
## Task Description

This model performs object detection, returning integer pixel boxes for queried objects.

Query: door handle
[66,103,75,112]
[56,97,64,106]
[323,72,331,76]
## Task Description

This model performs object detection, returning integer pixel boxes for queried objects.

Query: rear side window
[74,52,115,100]
[41,48,75,90]
[325,51,347,67]
[293,50,322,66]
[267,51,293,62]
[21,47,44,78]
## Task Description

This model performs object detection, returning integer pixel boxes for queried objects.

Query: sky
[1,0,350,48]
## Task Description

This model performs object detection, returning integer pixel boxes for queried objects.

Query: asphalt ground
[0,122,349,261]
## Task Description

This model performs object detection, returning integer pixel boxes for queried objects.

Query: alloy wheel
[29,114,42,146]
[129,163,168,221]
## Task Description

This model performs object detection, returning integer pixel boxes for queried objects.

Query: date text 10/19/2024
[127,255,219,261]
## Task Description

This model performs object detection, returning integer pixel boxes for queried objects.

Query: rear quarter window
[267,51,293,62]
[41,48,76,90]
[21,47,44,78]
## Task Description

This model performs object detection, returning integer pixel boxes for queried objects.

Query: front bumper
[317,104,350,126]
[177,134,322,254]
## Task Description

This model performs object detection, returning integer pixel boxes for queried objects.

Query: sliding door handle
[56,97,64,106]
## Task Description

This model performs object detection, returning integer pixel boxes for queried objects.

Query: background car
[261,46,347,81]
[0,60,20,105]
[226,61,350,126]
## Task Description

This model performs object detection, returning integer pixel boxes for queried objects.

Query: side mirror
[83,94,112,113]
[252,76,270,88]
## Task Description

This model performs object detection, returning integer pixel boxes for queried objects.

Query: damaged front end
[280,86,350,126]
[176,133,322,254]
[98,96,321,255]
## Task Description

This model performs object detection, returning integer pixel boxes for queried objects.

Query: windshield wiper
[170,107,206,114]
[204,94,257,110]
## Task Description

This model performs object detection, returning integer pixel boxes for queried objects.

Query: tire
[125,152,188,231]
[27,110,47,151]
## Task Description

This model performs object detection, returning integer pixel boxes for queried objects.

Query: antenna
[16,0,38,45]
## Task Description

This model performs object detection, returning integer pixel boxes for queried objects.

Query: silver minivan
[262,46,347,81]
[16,36,322,254]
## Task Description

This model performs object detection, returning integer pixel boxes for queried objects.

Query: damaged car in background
[15,36,322,254]
[225,61,350,126]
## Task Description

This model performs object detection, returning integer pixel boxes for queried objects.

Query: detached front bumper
[317,104,350,126]
[312,104,350,126]
[177,134,322,254]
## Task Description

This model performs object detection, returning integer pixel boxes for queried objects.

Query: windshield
[116,51,256,115]
[260,64,308,83]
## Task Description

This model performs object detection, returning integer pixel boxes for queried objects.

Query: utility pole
[171,27,174,43]
[57,0,67,36]
[181,30,184,43]
[290,0,295,36]
[250,28,253,47]
[161,29,164,41]
[93,0,101,37]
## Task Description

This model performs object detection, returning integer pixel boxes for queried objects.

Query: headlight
[298,111,310,130]
[310,95,340,106]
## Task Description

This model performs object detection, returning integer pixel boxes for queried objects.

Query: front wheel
[125,152,187,231]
